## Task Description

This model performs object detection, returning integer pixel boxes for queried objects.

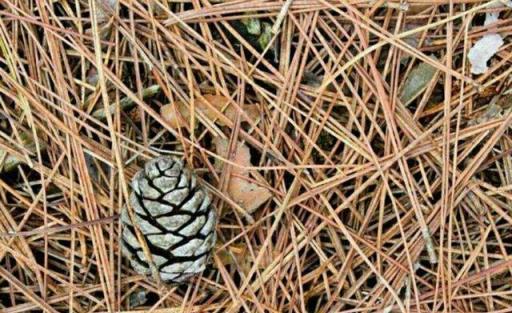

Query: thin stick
[271,0,295,34]
[0,215,119,238]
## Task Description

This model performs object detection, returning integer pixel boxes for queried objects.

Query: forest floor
[0,1,511,312]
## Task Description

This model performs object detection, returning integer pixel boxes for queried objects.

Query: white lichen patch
[468,11,505,74]
[468,34,504,74]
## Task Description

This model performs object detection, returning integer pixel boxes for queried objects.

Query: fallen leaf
[0,130,47,172]
[400,57,438,106]
[215,243,247,266]
[470,103,503,126]
[468,34,503,75]
[484,12,500,26]
[198,94,231,124]
[491,0,512,8]
[227,176,272,214]
[160,101,188,129]
[214,137,271,214]
[85,0,117,40]
[406,5,432,14]
[468,12,504,75]
[160,94,260,129]
[95,0,117,23]
[215,242,275,273]
[92,85,160,120]
[213,136,250,176]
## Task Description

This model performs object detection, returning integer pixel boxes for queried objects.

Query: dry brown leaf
[160,94,259,129]
[214,136,250,176]
[406,4,431,14]
[227,176,272,214]
[214,137,271,214]
[223,102,260,126]
[160,102,188,129]
[215,243,247,266]
[215,243,274,274]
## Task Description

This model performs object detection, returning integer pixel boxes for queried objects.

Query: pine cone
[121,156,216,283]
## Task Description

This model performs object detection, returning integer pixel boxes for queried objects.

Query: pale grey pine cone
[120,156,216,283]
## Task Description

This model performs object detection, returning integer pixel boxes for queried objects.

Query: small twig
[271,0,294,34]
[91,85,160,120]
